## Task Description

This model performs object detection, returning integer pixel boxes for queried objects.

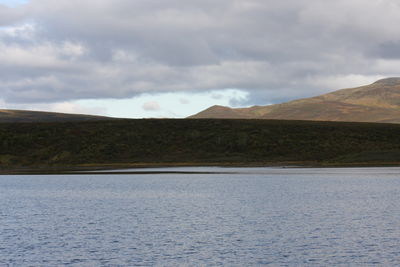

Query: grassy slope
[0,119,400,171]
[190,78,400,123]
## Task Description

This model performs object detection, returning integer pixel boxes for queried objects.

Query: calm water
[1,167,400,266]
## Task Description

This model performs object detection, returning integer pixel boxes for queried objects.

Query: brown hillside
[190,78,400,123]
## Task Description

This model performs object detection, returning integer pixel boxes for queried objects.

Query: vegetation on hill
[0,119,399,171]
[190,78,400,123]
[0,109,114,123]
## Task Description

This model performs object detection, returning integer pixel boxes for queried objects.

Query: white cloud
[61,41,86,58]
[0,100,107,116]
[49,102,107,115]
[0,23,34,39]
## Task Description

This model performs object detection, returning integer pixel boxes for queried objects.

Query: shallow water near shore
[1,167,400,266]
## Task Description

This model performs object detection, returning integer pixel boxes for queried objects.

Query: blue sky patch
[0,0,28,7]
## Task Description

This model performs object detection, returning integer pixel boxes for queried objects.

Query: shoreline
[1,161,400,175]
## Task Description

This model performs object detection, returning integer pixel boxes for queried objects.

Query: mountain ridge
[190,78,400,123]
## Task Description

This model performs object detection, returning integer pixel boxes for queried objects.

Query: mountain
[190,78,400,123]
[0,109,115,123]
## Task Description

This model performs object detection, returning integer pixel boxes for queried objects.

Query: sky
[0,0,399,118]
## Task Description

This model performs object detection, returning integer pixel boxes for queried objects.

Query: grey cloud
[373,42,400,59]
[0,5,26,25]
[1,0,400,105]
[179,98,190,104]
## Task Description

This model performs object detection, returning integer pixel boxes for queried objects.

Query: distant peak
[373,77,400,86]
[208,105,230,109]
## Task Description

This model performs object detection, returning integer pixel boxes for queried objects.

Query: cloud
[179,98,190,104]
[0,4,26,25]
[1,0,400,107]
[142,101,160,111]
[0,100,107,115]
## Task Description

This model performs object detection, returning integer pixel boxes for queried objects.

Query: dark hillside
[0,109,114,123]
[0,119,400,170]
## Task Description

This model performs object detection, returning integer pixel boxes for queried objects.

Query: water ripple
[1,167,400,266]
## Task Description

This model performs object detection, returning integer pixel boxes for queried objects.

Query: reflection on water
[1,167,400,266]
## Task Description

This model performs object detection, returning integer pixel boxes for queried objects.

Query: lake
[1,167,400,266]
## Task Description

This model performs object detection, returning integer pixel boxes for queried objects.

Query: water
[1,167,400,266]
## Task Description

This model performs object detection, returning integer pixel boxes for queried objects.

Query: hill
[190,78,400,123]
[0,109,115,123]
[1,119,400,172]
